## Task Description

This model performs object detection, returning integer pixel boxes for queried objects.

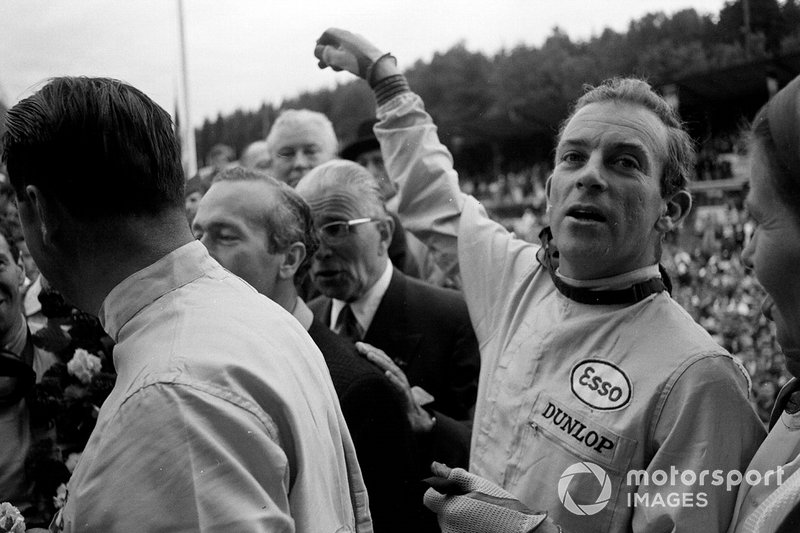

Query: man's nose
[315,238,334,258]
[293,151,312,168]
[576,154,608,192]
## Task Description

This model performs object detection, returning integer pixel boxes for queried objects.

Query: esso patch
[570,359,632,411]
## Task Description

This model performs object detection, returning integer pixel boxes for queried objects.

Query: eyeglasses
[317,218,377,242]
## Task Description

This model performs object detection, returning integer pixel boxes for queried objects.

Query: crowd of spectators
[695,131,748,182]
[663,202,790,423]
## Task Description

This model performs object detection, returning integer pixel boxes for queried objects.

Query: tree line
[195,0,800,176]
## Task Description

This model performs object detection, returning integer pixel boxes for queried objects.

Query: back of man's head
[205,144,235,168]
[560,77,694,198]
[1,77,185,220]
[239,140,271,171]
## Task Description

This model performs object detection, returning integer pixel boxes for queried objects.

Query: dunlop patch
[531,396,637,469]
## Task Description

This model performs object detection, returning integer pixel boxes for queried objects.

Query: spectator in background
[340,118,396,200]
[265,109,338,188]
[296,160,480,474]
[239,139,271,171]
[0,220,57,525]
[18,237,47,335]
[196,143,235,186]
[2,76,371,532]
[314,29,765,532]
[193,166,429,532]
[341,119,421,281]
[183,175,208,225]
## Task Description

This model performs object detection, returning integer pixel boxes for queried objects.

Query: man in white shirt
[1,76,371,532]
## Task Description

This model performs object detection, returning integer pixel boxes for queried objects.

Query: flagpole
[177,0,198,179]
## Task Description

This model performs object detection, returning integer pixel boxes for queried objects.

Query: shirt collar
[556,264,660,291]
[99,241,219,341]
[331,260,393,334]
[3,313,28,356]
[291,296,314,331]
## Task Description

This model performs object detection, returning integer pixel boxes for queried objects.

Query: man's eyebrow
[557,138,589,148]
[195,219,238,231]
[612,141,649,153]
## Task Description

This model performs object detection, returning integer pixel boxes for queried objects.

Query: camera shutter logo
[558,462,612,516]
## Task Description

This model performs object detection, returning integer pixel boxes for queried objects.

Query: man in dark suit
[192,166,431,532]
[296,160,480,469]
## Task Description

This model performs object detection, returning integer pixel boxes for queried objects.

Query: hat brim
[340,137,380,161]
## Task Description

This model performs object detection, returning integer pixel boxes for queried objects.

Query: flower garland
[0,503,25,533]
[22,287,115,528]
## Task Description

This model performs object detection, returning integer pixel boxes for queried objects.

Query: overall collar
[537,226,670,305]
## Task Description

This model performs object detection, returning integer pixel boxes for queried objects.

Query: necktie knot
[336,304,363,342]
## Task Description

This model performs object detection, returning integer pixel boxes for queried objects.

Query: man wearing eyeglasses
[296,160,480,473]
[265,109,338,188]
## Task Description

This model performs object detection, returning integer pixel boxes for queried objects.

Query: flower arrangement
[0,503,25,533]
[22,287,115,527]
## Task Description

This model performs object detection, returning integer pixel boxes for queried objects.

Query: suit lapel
[364,270,422,371]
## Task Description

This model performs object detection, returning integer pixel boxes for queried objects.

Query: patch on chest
[570,359,632,411]
[536,399,621,460]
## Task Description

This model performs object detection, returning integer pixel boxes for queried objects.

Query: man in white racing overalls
[314,29,766,533]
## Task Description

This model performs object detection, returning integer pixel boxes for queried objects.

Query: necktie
[335,304,363,342]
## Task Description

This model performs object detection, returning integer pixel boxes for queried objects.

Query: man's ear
[278,242,306,281]
[378,216,394,252]
[15,256,26,286]
[23,185,61,246]
[655,190,692,233]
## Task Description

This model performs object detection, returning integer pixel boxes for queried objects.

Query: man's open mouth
[566,205,607,222]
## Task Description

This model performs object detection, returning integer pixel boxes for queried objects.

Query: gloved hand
[424,462,557,533]
[314,28,398,84]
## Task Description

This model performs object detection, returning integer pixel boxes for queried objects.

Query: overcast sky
[1,0,729,125]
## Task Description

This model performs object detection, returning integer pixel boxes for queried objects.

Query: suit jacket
[307,319,435,533]
[309,268,480,468]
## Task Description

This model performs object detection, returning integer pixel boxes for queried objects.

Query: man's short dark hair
[212,167,319,278]
[1,77,184,219]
